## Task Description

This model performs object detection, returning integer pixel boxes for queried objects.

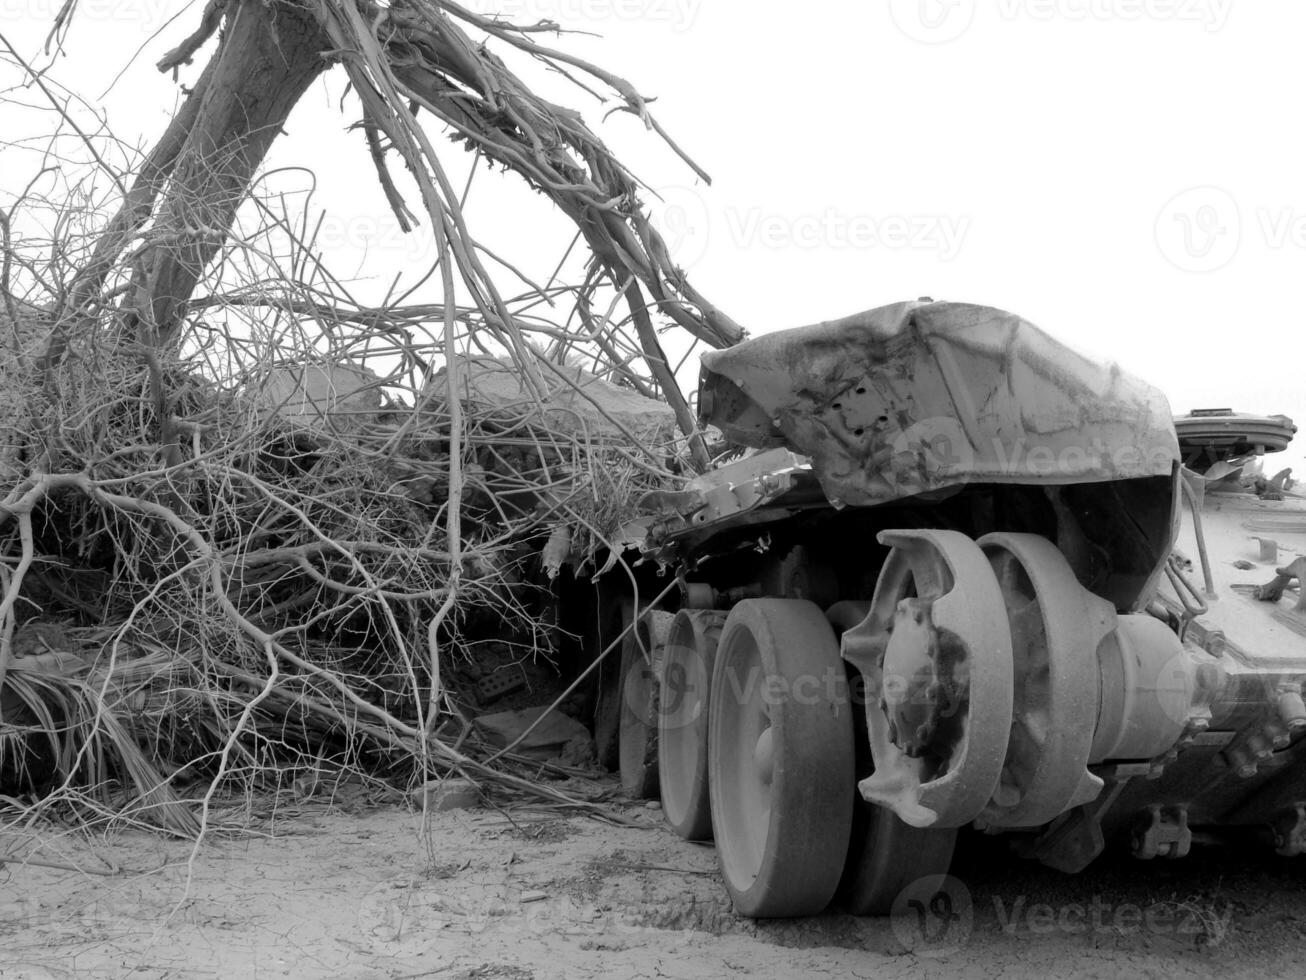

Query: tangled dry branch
[0,0,738,842]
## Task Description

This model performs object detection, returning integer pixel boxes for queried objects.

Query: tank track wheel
[592,596,634,772]
[658,609,727,840]
[618,610,674,799]
[976,532,1113,827]
[708,599,855,917]
[840,806,958,915]
[843,529,1014,829]
[836,646,958,915]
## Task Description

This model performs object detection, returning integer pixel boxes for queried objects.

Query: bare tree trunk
[125,0,329,349]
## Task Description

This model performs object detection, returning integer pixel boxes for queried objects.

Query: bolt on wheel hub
[882,598,949,757]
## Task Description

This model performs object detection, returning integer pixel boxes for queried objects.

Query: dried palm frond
[2,647,199,835]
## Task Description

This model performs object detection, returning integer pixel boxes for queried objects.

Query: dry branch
[1,0,740,840]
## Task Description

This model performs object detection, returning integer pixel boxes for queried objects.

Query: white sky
[1,0,1303,474]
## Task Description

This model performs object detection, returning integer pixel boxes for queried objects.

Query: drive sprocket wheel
[842,529,1014,829]
[833,633,957,915]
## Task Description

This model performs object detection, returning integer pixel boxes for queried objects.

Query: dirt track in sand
[3,785,1306,979]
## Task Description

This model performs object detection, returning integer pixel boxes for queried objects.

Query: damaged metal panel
[425,355,677,442]
[699,300,1180,507]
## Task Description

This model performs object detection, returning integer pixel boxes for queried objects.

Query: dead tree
[0,0,744,833]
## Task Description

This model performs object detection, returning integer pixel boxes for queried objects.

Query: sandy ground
[3,780,1306,980]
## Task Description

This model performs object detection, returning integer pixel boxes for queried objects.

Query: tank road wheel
[841,805,958,916]
[975,532,1115,827]
[841,529,1014,830]
[592,596,633,772]
[708,599,855,918]
[836,661,958,916]
[658,609,728,840]
[618,611,673,799]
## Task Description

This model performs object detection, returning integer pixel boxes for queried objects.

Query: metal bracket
[1254,556,1306,612]
[1272,804,1306,856]
[1016,780,1129,873]
[1132,804,1192,860]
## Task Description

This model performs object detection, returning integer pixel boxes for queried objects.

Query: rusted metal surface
[699,300,1179,507]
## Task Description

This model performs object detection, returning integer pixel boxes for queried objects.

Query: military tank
[593,300,1306,918]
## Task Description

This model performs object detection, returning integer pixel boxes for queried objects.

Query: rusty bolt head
[1248,734,1273,760]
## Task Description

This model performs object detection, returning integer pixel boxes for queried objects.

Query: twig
[157,0,230,71]
[0,852,121,876]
